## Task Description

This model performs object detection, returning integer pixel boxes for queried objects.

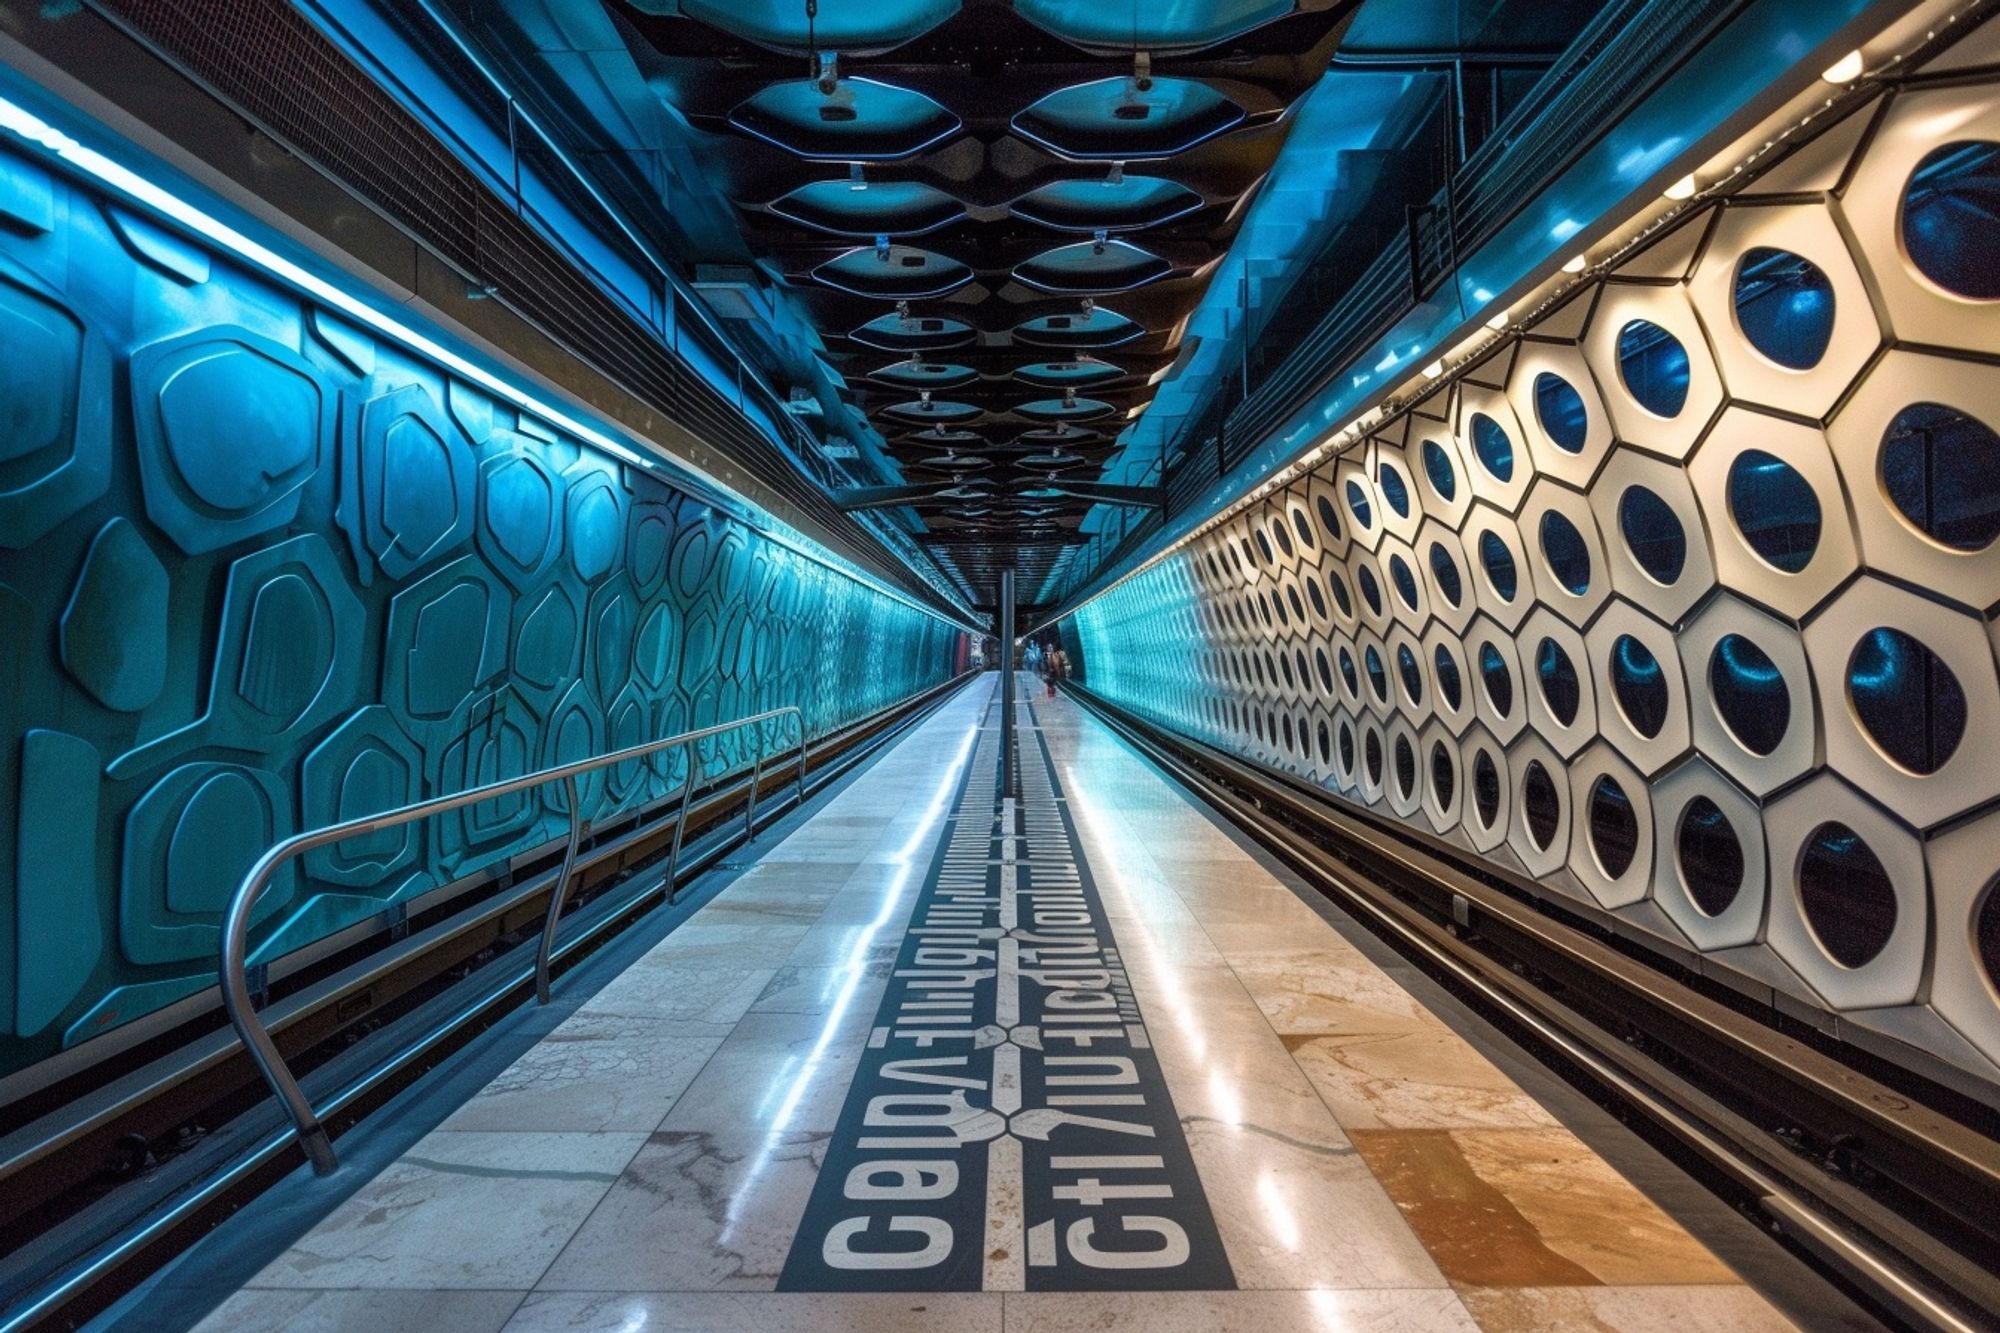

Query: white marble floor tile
[193,1288,526,1333]
[533,1128,826,1292]
[1001,1288,1478,1332]
[505,1290,1004,1332]
[439,1016,723,1133]
[246,1131,645,1290]
[657,1008,873,1133]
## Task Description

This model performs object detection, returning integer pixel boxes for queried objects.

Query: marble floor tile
[750,962,892,1015]
[1181,1117,1447,1291]
[629,922,813,970]
[439,1016,723,1133]
[657,1008,872,1133]
[1222,949,1438,1035]
[1283,1027,1560,1132]
[1000,1288,1478,1332]
[1350,1128,1739,1288]
[246,1131,645,1290]
[505,1291,1004,1332]
[785,916,914,970]
[193,1288,525,1333]
[1454,1284,1797,1331]
[574,961,774,1034]
[534,1128,826,1292]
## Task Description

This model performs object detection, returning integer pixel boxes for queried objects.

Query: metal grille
[94,0,954,613]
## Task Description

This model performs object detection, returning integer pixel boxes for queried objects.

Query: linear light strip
[0,86,982,633]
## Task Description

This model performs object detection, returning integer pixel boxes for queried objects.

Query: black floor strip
[778,686,1233,1292]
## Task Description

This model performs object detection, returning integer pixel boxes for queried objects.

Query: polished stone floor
[190,676,1803,1332]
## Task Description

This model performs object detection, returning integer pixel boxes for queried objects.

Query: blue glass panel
[1539,511,1591,596]
[1434,645,1462,709]
[1357,564,1383,615]
[1617,485,1686,585]
[1364,644,1389,701]
[1379,464,1410,518]
[1394,735,1417,799]
[1881,402,2000,552]
[1535,637,1580,726]
[1726,448,1820,573]
[1708,634,1789,756]
[1799,822,1897,968]
[1396,643,1423,704]
[1588,776,1638,877]
[1847,626,1966,775]
[1422,439,1457,500]
[1015,0,1292,50]
[731,78,960,160]
[1011,175,1202,231]
[772,180,964,235]
[1609,634,1668,739]
[1901,140,2000,300]
[1473,751,1501,826]
[1533,372,1589,453]
[1338,646,1359,695]
[1345,478,1373,528]
[1980,880,2000,999]
[1430,741,1456,808]
[1616,319,1691,418]
[1478,642,1514,716]
[1389,553,1420,610]
[1522,761,1561,849]
[1315,494,1344,545]
[1364,729,1383,782]
[1733,247,1835,370]
[1428,541,1462,606]
[1478,530,1518,601]
[1676,797,1743,916]
[1327,569,1352,617]
[1470,412,1514,482]
[1012,77,1245,160]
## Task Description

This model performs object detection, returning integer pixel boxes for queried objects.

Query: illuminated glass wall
[0,120,961,1076]
[1073,43,2000,1093]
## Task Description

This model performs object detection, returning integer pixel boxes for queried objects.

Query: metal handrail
[219,706,807,1175]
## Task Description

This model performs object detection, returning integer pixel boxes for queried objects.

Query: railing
[219,707,807,1175]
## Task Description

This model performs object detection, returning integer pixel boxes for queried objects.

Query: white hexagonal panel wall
[1070,41,2000,1096]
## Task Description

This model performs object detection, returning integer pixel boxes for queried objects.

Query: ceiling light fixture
[1821,49,1864,84]
[1664,173,1697,200]
[1561,254,1587,273]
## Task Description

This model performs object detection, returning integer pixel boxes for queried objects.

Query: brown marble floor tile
[1455,1284,1797,1331]
[1283,1026,1560,1131]
[1350,1128,1738,1289]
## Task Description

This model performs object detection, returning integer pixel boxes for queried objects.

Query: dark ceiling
[609,0,1359,611]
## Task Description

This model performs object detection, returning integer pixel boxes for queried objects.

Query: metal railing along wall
[219,707,806,1176]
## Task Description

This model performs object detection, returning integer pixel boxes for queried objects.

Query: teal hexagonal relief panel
[0,136,962,1077]
[131,329,330,555]
[0,257,111,549]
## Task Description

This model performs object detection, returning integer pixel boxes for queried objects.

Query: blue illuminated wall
[0,134,960,1076]
[1070,41,2000,1093]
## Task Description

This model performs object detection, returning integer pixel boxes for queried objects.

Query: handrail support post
[534,773,585,1005]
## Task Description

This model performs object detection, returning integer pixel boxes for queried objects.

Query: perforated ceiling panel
[1072,28,2000,1093]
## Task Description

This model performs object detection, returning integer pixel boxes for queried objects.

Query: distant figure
[1042,644,1060,698]
[1023,640,1042,678]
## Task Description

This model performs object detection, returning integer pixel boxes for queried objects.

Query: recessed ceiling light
[1485,310,1508,330]
[1421,360,1444,380]
[1561,254,1587,274]
[1822,50,1864,84]
[1665,174,1697,200]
